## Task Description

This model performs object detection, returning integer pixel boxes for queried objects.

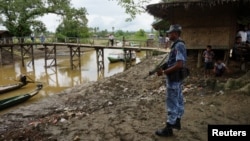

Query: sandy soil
[0,51,249,141]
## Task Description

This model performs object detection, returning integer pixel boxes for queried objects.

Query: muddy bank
[0,54,249,141]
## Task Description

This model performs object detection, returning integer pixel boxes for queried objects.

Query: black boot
[155,123,173,137]
[171,118,181,130]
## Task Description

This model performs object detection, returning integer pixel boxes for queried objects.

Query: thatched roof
[0,30,12,37]
[146,0,250,19]
[0,30,9,34]
[151,20,170,30]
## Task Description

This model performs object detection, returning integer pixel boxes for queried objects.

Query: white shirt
[109,35,114,40]
[215,62,226,70]
[165,37,170,43]
[237,31,247,42]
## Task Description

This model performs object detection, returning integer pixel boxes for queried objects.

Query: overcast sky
[0,0,160,32]
[40,0,160,32]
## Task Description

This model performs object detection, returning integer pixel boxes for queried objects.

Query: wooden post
[197,50,203,68]
[10,46,14,62]
[69,46,81,70]
[0,47,2,65]
[54,44,57,66]
[20,44,25,67]
[26,44,35,66]
[44,45,47,67]
[31,45,34,66]
[96,48,104,79]
[122,36,125,47]
[44,45,57,68]
[224,49,230,65]
[124,49,133,70]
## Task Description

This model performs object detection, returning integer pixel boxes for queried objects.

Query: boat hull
[0,82,26,94]
[108,51,136,63]
[107,57,123,63]
[0,84,43,111]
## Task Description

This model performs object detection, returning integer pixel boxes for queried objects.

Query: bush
[56,34,66,43]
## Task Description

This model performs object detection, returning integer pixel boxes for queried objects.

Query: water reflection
[0,49,146,112]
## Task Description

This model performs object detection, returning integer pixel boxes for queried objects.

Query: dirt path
[0,54,249,141]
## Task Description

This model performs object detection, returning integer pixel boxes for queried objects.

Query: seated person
[213,58,229,77]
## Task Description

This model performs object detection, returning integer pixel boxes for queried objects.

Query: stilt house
[146,0,250,66]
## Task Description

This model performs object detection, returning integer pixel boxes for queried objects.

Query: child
[203,45,215,77]
[213,59,229,77]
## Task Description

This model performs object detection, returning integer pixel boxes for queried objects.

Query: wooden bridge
[0,42,167,72]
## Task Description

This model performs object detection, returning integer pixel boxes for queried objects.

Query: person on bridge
[109,34,114,46]
[40,33,45,44]
[30,33,35,43]
[155,24,187,137]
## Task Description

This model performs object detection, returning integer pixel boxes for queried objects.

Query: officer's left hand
[157,69,164,76]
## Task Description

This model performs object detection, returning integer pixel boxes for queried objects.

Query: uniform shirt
[167,40,187,68]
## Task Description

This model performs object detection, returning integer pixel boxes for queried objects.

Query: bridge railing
[0,36,160,48]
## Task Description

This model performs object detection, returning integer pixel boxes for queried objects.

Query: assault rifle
[143,52,170,79]
[144,40,185,79]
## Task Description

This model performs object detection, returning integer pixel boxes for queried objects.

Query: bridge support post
[45,65,59,88]
[197,50,203,68]
[20,44,34,67]
[124,49,133,69]
[145,50,153,58]
[44,44,57,68]
[0,46,14,65]
[0,47,2,65]
[69,46,81,70]
[96,48,104,79]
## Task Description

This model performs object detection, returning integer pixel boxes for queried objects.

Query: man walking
[109,34,114,46]
[156,24,187,137]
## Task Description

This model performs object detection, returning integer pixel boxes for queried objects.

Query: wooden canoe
[108,51,136,63]
[0,75,31,94]
[0,84,43,111]
[0,82,27,94]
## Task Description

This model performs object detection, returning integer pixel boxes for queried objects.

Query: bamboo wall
[167,4,238,50]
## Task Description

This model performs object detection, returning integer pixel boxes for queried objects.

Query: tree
[115,30,125,36]
[0,0,85,40]
[0,0,152,41]
[114,0,151,21]
[55,7,89,41]
[135,29,146,37]
[99,29,109,37]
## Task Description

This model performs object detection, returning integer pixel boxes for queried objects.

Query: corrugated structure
[0,30,13,44]
[146,0,250,50]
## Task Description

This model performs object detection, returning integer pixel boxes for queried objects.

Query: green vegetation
[0,0,86,38]
[114,0,151,21]
[0,0,155,43]
[55,7,89,42]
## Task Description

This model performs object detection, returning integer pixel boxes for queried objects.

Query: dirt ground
[0,49,249,141]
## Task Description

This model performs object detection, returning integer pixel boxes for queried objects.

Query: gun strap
[156,40,185,67]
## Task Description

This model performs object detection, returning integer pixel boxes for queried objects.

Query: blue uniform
[166,40,187,125]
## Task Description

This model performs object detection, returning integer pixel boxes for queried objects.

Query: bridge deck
[0,42,169,52]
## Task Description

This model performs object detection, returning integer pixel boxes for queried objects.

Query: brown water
[0,49,146,112]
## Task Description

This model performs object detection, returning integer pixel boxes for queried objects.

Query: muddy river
[0,49,146,113]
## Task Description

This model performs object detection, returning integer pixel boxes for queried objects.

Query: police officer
[156,24,187,137]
